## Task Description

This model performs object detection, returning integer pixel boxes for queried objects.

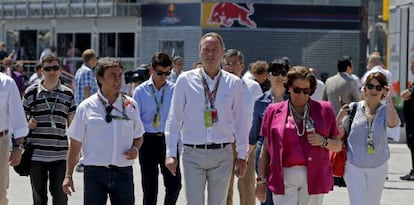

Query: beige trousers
[0,134,9,205]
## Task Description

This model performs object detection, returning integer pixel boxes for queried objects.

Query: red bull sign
[203,2,257,28]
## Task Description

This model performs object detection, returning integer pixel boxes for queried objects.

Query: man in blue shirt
[133,52,181,205]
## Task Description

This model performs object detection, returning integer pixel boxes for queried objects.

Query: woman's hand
[255,183,267,202]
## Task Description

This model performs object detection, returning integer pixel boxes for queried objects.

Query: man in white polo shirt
[62,57,145,205]
[165,32,249,205]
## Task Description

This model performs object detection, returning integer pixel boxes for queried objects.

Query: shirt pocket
[123,120,134,138]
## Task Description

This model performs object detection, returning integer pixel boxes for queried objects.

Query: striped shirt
[23,81,76,162]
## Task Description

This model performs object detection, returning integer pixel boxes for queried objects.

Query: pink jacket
[260,99,339,194]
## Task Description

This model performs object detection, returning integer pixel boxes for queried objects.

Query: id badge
[50,116,56,128]
[211,108,218,123]
[152,114,161,128]
[367,139,375,155]
[204,110,213,128]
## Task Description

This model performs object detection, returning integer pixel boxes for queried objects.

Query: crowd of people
[0,33,413,205]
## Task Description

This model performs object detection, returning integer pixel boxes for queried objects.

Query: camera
[124,65,150,84]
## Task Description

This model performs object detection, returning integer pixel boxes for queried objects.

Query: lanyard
[200,70,221,109]
[98,94,130,121]
[364,102,377,140]
[150,84,166,116]
[44,92,59,114]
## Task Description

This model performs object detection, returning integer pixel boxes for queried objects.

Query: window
[99,32,134,58]
[159,40,184,58]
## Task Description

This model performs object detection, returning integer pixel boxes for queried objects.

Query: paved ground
[7,143,414,205]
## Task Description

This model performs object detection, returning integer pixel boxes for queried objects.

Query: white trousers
[272,166,324,205]
[182,145,233,205]
[344,161,388,205]
[0,135,9,205]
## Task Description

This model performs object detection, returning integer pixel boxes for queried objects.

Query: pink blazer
[260,99,339,194]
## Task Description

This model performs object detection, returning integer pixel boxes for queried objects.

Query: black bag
[13,138,33,176]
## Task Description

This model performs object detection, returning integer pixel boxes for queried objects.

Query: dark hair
[268,59,289,73]
[287,66,317,96]
[337,56,352,72]
[95,57,123,88]
[151,52,172,68]
[223,49,244,63]
[35,63,42,71]
[199,32,225,51]
[41,53,61,67]
[364,72,388,88]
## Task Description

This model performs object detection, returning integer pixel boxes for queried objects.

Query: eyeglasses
[224,62,242,67]
[156,70,171,76]
[292,87,311,95]
[105,106,113,123]
[43,65,60,72]
[366,83,383,91]
[269,70,287,77]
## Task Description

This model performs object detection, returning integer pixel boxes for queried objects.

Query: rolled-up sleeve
[9,80,28,139]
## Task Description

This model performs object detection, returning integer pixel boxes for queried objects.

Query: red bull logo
[208,3,256,28]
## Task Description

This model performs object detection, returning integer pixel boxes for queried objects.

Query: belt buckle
[107,164,117,169]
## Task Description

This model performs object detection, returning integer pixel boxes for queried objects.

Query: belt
[143,132,164,137]
[86,165,130,170]
[0,130,9,137]
[184,143,231,150]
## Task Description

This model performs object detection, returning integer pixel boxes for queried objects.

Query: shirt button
[308,157,312,161]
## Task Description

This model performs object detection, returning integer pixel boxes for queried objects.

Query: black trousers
[406,121,414,170]
[139,133,181,205]
[30,160,67,205]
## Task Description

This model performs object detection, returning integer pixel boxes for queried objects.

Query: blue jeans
[255,137,274,205]
[30,160,67,205]
[84,165,134,205]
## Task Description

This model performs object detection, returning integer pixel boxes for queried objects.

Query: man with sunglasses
[132,52,181,205]
[223,49,262,205]
[63,57,145,205]
[23,53,76,205]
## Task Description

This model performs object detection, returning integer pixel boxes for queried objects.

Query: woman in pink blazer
[256,66,343,205]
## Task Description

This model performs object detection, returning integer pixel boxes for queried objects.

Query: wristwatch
[13,144,24,153]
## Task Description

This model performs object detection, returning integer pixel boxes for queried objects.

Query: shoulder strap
[346,102,358,136]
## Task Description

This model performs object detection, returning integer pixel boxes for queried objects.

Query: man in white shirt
[62,57,145,205]
[165,33,249,205]
[0,72,28,205]
[223,49,262,205]
[309,68,325,100]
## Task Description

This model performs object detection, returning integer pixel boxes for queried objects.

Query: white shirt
[361,65,392,85]
[165,68,249,159]
[28,73,43,86]
[242,70,255,81]
[311,79,325,100]
[0,73,28,138]
[243,78,263,128]
[66,90,145,167]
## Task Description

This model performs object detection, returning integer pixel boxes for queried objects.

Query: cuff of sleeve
[166,148,177,158]
[12,127,29,139]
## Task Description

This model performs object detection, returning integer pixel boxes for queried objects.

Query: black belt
[86,165,130,170]
[143,132,164,137]
[184,143,231,150]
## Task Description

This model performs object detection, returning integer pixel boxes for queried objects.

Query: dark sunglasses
[156,70,171,76]
[366,83,384,91]
[292,87,311,95]
[43,65,60,72]
[269,70,287,77]
[105,106,113,123]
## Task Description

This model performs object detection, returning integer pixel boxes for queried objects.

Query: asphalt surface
[7,143,414,205]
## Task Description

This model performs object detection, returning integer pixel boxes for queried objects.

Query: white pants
[272,166,324,205]
[0,135,9,205]
[344,161,388,205]
[182,145,233,205]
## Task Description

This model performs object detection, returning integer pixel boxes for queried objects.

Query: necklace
[289,101,309,136]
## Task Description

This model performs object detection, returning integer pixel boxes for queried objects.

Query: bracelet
[320,137,329,148]
[256,176,267,183]
[65,175,72,179]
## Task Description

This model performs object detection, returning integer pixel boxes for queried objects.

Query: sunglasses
[292,87,311,95]
[105,106,113,123]
[269,70,287,77]
[156,70,171,76]
[43,65,60,72]
[366,83,383,91]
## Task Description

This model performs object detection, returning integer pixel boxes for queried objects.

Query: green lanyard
[150,84,165,128]
[44,92,59,128]
[200,70,221,110]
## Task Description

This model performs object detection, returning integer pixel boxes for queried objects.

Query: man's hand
[234,158,247,178]
[165,157,177,176]
[62,177,75,196]
[28,118,37,130]
[123,147,138,160]
[9,149,22,166]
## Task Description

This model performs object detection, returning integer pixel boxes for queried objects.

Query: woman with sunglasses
[257,66,342,205]
[336,72,399,205]
[252,59,289,205]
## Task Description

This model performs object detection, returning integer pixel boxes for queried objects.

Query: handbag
[13,138,33,176]
[330,103,357,177]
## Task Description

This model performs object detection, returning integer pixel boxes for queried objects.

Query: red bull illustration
[208,3,256,28]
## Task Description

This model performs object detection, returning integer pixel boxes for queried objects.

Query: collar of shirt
[37,80,64,93]
[201,68,220,89]
[97,89,124,114]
